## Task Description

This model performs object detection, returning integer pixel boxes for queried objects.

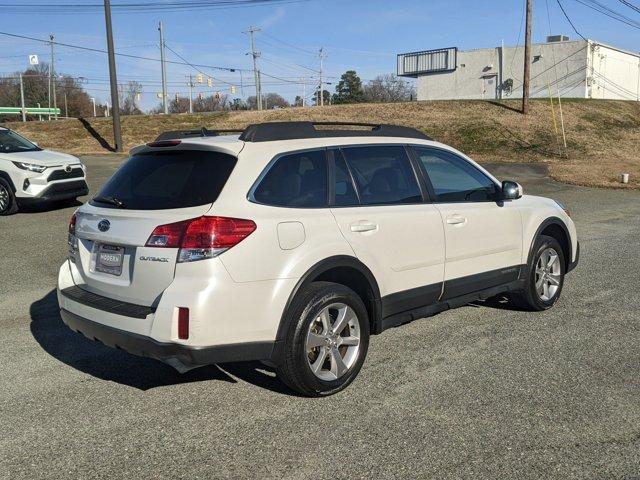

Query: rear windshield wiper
[93,195,126,208]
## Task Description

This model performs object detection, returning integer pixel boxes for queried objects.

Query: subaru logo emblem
[98,219,110,232]
[65,165,72,173]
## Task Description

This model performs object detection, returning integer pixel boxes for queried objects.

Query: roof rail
[239,121,431,142]
[154,121,431,143]
[154,127,243,141]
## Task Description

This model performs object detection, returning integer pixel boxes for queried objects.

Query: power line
[556,0,588,40]
[164,43,234,86]
[0,0,309,14]
[259,31,317,56]
[0,30,245,72]
[617,0,640,14]
[572,0,640,30]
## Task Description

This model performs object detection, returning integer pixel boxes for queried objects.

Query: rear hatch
[70,148,237,307]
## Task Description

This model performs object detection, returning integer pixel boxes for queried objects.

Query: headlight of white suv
[12,161,47,173]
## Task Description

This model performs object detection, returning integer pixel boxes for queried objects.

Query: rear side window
[91,150,236,210]
[414,147,498,202]
[252,150,327,208]
[341,146,421,205]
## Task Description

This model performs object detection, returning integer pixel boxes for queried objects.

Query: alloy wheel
[305,303,361,381]
[0,184,9,212]
[535,247,562,301]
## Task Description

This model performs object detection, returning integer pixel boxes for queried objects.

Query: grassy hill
[6,99,640,189]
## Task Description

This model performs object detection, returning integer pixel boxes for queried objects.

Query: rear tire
[275,281,370,397]
[0,178,18,215]
[511,235,565,311]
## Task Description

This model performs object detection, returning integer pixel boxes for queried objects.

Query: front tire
[276,282,370,397]
[512,235,566,311]
[0,178,18,215]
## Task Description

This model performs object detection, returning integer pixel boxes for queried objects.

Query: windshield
[90,150,237,210]
[0,129,42,153]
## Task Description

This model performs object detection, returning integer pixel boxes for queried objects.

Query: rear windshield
[91,150,237,210]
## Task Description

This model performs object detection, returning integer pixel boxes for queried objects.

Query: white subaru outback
[0,126,88,215]
[57,122,579,396]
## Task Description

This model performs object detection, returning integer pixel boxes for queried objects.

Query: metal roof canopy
[397,47,458,77]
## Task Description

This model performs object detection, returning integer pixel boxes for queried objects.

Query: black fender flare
[526,216,572,272]
[274,255,381,347]
[0,171,16,192]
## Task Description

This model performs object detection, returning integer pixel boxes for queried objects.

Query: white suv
[0,126,88,215]
[57,122,579,396]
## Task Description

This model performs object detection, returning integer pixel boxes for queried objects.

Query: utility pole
[91,97,96,117]
[48,36,52,121]
[522,0,532,114]
[158,21,168,115]
[50,35,58,120]
[104,0,123,152]
[245,26,262,110]
[187,74,193,114]
[301,77,306,107]
[19,73,26,122]
[319,47,325,107]
[64,92,68,117]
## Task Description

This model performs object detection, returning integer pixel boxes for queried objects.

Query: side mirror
[502,180,523,200]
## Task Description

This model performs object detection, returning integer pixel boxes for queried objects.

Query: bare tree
[121,81,143,115]
[363,74,415,103]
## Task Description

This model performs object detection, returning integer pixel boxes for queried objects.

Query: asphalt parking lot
[1,155,639,479]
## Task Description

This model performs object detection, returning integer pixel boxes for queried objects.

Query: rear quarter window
[91,150,236,210]
[251,150,328,208]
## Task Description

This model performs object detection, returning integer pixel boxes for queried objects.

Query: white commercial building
[398,37,640,101]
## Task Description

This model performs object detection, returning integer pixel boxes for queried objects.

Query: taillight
[145,216,256,263]
[69,213,77,235]
[68,212,78,262]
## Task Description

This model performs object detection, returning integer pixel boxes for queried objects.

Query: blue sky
[1,0,638,110]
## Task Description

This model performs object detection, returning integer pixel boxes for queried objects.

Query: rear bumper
[60,308,275,372]
[18,179,88,205]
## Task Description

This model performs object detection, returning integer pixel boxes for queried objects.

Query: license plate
[95,244,125,276]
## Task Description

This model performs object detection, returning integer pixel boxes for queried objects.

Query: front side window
[253,150,327,208]
[341,146,421,206]
[0,129,41,153]
[414,147,498,202]
[91,150,236,210]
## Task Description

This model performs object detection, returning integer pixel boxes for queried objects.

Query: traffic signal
[175,93,179,101]
[198,93,204,100]
[207,77,213,88]
[196,73,204,84]
[230,85,236,94]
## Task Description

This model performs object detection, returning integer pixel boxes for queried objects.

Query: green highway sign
[0,107,61,115]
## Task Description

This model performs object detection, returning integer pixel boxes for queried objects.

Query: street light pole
[19,73,26,122]
[103,0,123,152]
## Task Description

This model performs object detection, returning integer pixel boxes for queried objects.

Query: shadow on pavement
[18,198,83,214]
[30,289,296,395]
[470,293,529,312]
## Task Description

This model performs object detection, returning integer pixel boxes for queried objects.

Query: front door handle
[446,215,467,226]
[350,222,378,233]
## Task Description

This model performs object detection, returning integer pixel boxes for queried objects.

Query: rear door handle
[350,222,378,233]
[446,215,467,225]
